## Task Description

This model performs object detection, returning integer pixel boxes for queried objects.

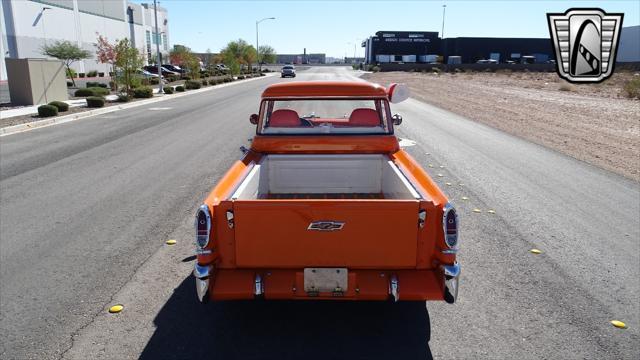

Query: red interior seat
[269,109,301,127]
[348,108,380,127]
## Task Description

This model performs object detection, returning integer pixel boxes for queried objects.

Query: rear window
[283,66,294,69]
[258,99,391,135]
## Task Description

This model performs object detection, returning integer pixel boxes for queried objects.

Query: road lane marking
[148,107,172,111]
[165,239,177,245]
[530,249,542,254]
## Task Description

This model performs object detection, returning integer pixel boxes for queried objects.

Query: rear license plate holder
[304,268,348,293]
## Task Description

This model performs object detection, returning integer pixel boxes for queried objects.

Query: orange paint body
[196,82,458,302]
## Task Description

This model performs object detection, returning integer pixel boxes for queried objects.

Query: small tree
[114,38,144,95]
[170,44,200,79]
[258,45,276,65]
[220,39,256,74]
[41,40,92,87]
[94,33,117,90]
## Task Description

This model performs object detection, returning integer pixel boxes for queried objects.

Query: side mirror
[392,114,403,126]
[388,83,410,103]
[249,114,259,125]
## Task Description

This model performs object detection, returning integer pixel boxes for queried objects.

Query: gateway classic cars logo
[547,8,624,83]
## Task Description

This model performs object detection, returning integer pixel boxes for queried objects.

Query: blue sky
[150,0,639,57]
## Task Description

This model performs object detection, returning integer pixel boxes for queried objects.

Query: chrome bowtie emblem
[307,221,345,231]
[547,8,623,83]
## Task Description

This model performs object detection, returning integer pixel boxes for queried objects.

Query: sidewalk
[1,73,275,136]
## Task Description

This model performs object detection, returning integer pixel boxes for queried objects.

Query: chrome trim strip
[441,248,458,254]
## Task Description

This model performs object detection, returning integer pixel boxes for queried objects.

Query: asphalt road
[1,66,638,360]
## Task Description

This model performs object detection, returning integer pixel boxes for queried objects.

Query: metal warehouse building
[0,0,170,81]
[363,30,552,64]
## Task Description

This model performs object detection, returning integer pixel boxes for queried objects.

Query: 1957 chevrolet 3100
[193,81,460,303]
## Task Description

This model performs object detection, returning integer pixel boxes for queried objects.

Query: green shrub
[149,77,160,85]
[74,88,94,97]
[184,80,201,90]
[117,93,131,102]
[371,66,380,72]
[237,75,245,80]
[622,78,640,99]
[98,72,105,77]
[201,80,208,86]
[76,86,109,97]
[175,85,185,92]
[67,81,73,87]
[182,76,191,81]
[79,73,85,78]
[133,86,154,98]
[86,96,105,108]
[87,70,98,77]
[431,67,442,74]
[163,86,174,94]
[88,87,110,96]
[48,101,69,112]
[37,104,58,117]
[86,81,101,88]
[109,81,116,90]
[167,75,179,83]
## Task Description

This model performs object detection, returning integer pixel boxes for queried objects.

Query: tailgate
[233,200,420,268]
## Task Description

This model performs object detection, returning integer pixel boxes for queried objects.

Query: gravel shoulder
[363,71,640,181]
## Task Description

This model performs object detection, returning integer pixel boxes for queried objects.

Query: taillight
[442,203,458,248]
[195,204,211,249]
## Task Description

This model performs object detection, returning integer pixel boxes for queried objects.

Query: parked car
[281,65,296,78]
[215,64,230,73]
[193,81,461,304]
[143,65,180,77]
[139,69,161,78]
[162,64,186,74]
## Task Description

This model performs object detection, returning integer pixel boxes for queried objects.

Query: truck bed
[228,154,424,269]
[260,193,385,199]
[231,154,420,200]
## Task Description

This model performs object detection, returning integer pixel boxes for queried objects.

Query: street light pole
[40,7,51,103]
[153,0,162,94]
[256,17,275,73]
[441,4,447,65]
[40,7,51,47]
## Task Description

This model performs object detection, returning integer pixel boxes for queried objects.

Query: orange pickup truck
[193,81,460,303]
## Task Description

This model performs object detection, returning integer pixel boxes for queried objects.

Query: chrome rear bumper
[194,263,212,303]
[441,263,460,304]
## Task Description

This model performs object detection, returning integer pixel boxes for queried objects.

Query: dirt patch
[364,71,640,181]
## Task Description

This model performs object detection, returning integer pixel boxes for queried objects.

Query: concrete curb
[1,73,276,137]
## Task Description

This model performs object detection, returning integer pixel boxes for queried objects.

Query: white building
[0,0,170,81]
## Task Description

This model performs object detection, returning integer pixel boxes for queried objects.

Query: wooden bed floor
[260,193,385,199]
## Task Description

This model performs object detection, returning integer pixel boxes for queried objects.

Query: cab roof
[261,81,388,99]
